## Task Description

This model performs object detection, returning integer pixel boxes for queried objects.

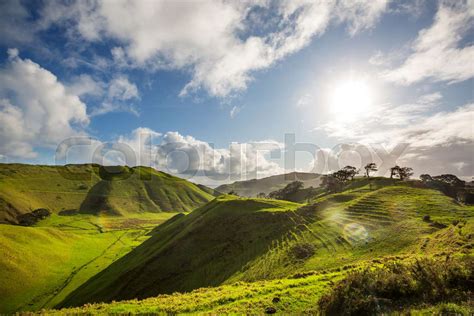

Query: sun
[329,78,373,119]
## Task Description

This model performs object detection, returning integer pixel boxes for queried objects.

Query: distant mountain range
[215,172,322,197]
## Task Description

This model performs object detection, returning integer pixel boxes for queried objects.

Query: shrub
[318,257,473,315]
[289,242,315,261]
[423,215,431,222]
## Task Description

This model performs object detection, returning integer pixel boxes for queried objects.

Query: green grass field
[1,166,473,315]
[0,212,177,313]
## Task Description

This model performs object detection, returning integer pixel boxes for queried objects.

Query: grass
[0,212,177,313]
[32,270,346,315]
[1,169,473,314]
[318,256,473,315]
[57,196,305,307]
[0,164,213,223]
[59,179,473,311]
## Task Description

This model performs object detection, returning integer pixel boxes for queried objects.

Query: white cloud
[0,51,89,158]
[320,92,474,178]
[382,1,474,85]
[230,105,243,118]
[38,0,390,98]
[108,76,139,101]
[63,128,284,185]
[0,0,34,45]
[336,0,389,35]
[90,75,140,116]
[67,74,105,97]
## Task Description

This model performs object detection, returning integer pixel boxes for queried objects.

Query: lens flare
[343,223,369,243]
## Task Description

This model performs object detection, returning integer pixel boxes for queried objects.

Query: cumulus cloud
[62,128,284,185]
[382,1,474,85]
[67,74,105,97]
[0,50,89,158]
[89,75,140,116]
[37,0,389,98]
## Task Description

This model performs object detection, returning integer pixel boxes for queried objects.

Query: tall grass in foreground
[318,256,473,315]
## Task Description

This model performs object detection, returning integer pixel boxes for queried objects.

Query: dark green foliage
[268,181,304,200]
[391,166,413,180]
[318,257,473,315]
[289,242,315,261]
[321,174,343,193]
[420,173,470,202]
[16,208,51,226]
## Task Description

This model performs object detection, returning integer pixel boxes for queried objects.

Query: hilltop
[59,178,473,311]
[215,172,322,197]
[0,164,214,223]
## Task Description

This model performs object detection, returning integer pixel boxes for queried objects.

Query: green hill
[215,172,322,197]
[0,164,214,223]
[58,196,303,307]
[59,178,473,310]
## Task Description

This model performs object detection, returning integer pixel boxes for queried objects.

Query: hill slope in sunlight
[0,164,214,223]
[59,179,473,309]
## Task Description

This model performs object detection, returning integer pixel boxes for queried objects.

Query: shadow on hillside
[58,198,312,308]
[78,180,120,216]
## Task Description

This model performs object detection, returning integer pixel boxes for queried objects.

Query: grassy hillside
[38,257,474,315]
[0,164,213,223]
[58,196,303,307]
[215,172,321,197]
[0,212,176,313]
[59,178,473,310]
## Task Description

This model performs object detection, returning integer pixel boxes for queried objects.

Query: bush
[289,243,315,260]
[423,215,431,222]
[318,257,473,315]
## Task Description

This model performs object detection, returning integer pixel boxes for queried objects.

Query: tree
[342,165,358,180]
[364,163,377,178]
[432,174,465,187]
[256,192,267,199]
[420,174,433,182]
[321,175,343,193]
[398,167,413,180]
[268,181,304,200]
[390,166,400,179]
[332,170,349,182]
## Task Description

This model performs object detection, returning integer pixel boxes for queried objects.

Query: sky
[0,0,472,186]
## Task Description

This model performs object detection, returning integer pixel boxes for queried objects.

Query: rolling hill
[58,178,473,310]
[215,172,322,197]
[0,164,214,223]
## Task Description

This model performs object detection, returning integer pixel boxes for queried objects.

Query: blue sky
[0,0,472,185]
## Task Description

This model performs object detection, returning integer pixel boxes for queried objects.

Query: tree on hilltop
[342,165,358,180]
[390,166,400,179]
[364,163,377,178]
[398,167,413,180]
